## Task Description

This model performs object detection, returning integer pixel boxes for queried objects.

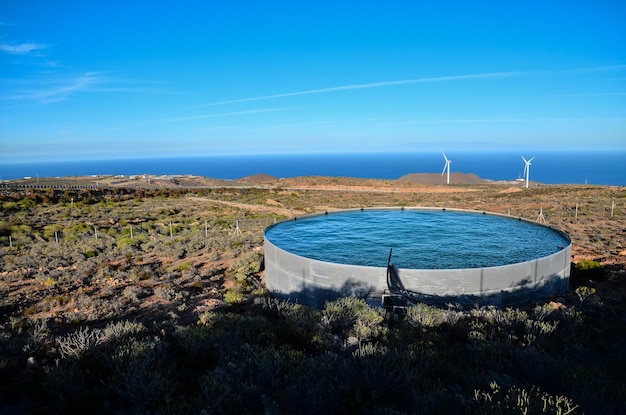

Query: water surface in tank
[264,209,569,269]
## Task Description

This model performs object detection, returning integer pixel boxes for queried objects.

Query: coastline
[1,151,625,186]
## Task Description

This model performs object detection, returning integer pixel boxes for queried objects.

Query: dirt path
[187,196,302,217]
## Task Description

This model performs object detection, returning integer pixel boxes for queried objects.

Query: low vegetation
[0,179,624,414]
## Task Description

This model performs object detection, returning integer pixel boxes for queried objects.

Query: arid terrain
[0,174,624,414]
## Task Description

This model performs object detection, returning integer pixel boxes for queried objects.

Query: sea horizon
[1,151,625,186]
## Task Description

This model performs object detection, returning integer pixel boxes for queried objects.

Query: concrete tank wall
[264,209,572,308]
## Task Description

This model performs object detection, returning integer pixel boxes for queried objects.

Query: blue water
[1,151,624,185]
[265,209,571,269]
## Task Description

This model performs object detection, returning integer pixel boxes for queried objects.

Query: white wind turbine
[441,151,451,184]
[521,155,535,189]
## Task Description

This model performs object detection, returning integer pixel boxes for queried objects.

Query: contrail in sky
[203,71,521,106]
[103,108,283,132]
[160,108,283,123]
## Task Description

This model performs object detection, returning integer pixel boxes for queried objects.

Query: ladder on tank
[382,248,420,311]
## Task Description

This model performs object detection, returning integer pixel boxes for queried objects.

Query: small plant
[178,261,192,271]
[118,237,140,248]
[103,320,147,341]
[321,297,385,348]
[575,285,597,305]
[574,259,604,280]
[42,277,57,287]
[473,381,581,414]
[9,316,26,333]
[154,284,174,301]
[24,318,50,352]
[122,285,147,302]
[58,326,104,359]
[405,303,447,328]
[45,294,71,308]
[224,289,244,304]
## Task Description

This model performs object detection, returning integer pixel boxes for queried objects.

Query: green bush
[43,224,64,241]
[118,235,145,248]
[224,289,244,304]
[321,297,385,348]
[575,259,603,272]
[575,259,604,276]
[405,302,448,328]
[574,259,604,280]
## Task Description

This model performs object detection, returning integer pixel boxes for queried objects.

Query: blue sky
[1,1,625,162]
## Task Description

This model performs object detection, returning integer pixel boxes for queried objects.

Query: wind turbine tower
[521,156,535,189]
[441,151,452,184]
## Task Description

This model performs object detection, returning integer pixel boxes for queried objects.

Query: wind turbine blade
[441,163,447,175]
[521,155,527,163]
[441,150,448,162]
[528,157,535,163]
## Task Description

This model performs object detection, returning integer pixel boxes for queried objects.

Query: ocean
[1,151,625,186]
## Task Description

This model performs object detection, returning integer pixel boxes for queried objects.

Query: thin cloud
[554,92,626,97]
[0,42,47,55]
[559,64,626,74]
[268,117,389,129]
[9,72,111,103]
[201,65,626,107]
[104,108,284,132]
[42,60,71,69]
[403,117,626,124]
[202,71,521,106]
[160,108,284,124]
[1,72,169,104]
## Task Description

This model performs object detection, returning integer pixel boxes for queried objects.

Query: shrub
[200,343,301,414]
[122,285,149,302]
[22,318,51,353]
[154,284,184,302]
[43,224,64,241]
[473,381,581,414]
[352,342,419,401]
[44,294,71,308]
[178,261,192,271]
[575,285,596,305]
[574,259,604,280]
[405,302,448,328]
[174,325,214,357]
[224,289,244,304]
[103,320,147,341]
[42,277,57,287]
[83,250,97,258]
[2,201,19,211]
[58,326,105,359]
[118,236,140,248]
[320,297,385,349]
[99,336,174,412]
